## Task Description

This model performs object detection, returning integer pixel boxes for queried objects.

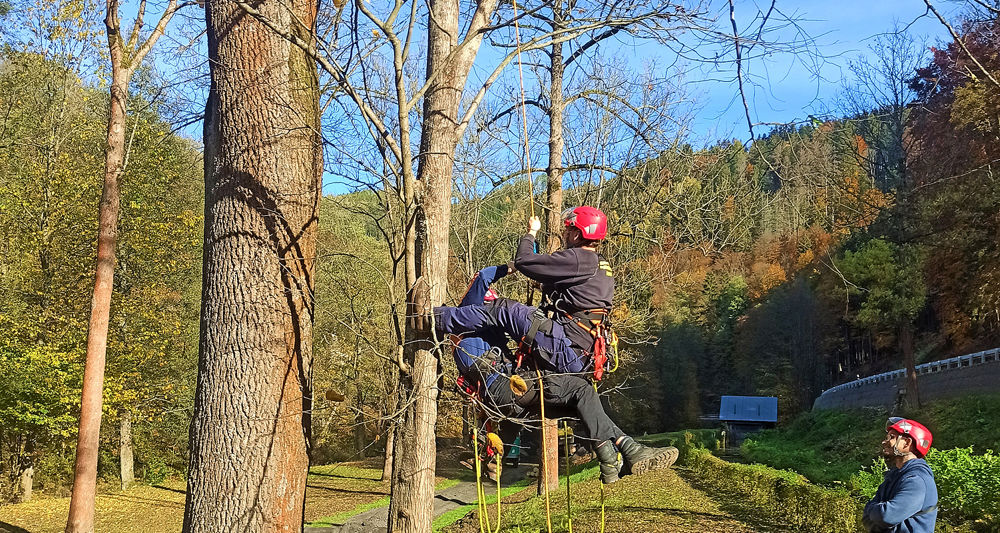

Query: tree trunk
[537,418,559,495]
[382,423,395,482]
[65,24,129,533]
[120,413,134,490]
[385,0,495,527]
[900,322,920,409]
[354,392,366,459]
[545,4,565,254]
[182,0,322,530]
[18,442,34,503]
[387,0,462,529]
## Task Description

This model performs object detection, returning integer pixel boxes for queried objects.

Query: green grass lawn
[441,463,795,533]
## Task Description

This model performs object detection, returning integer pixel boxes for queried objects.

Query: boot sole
[628,446,679,476]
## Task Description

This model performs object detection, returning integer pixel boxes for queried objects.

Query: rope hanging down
[511,0,535,218]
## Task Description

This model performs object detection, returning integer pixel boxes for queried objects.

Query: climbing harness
[562,307,619,381]
[511,305,619,381]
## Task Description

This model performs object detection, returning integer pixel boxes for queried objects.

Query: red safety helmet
[562,206,607,241]
[886,417,933,457]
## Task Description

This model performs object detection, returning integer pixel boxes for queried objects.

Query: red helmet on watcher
[887,417,933,457]
[562,206,607,241]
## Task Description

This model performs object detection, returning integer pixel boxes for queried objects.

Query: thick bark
[900,322,920,409]
[182,0,321,530]
[65,34,128,533]
[120,414,134,490]
[545,5,566,254]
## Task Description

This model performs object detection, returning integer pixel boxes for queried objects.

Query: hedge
[681,444,864,532]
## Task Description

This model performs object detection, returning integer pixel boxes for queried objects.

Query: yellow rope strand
[492,459,502,533]
[600,481,606,533]
[511,0,535,218]
[473,422,487,533]
[536,369,553,533]
[564,420,573,533]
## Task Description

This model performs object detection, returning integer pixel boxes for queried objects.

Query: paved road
[305,466,528,533]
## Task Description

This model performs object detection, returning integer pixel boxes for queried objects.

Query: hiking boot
[594,440,622,484]
[616,436,678,477]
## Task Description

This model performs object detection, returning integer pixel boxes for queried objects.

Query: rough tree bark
[181,0,322,530]
[66,1,179,530]
[119,414,134,490]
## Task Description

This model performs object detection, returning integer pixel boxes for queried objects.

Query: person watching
[862,417,938,533]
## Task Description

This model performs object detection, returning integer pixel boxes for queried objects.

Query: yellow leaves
[749,261,786,299]
[795,249,815,270]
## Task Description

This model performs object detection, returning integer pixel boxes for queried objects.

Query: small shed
[719,395,778,446]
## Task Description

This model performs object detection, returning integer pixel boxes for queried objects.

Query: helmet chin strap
[889,435,914,458]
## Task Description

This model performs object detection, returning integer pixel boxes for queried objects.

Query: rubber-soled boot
[594,440,622,484]
[616,436,678,477]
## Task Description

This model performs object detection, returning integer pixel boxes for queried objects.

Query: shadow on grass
[101,492,184,509]
[152,484,187,495]
[0,521,31,533]
[305,484,386,496]
[308,470,381,481]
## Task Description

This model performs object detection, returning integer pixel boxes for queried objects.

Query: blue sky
[678,0,960,142]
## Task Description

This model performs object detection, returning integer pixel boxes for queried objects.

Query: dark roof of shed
[719,395,778,422]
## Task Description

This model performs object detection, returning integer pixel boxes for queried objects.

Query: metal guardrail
[820,348,1000,396]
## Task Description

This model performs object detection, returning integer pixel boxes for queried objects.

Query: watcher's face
[882,430,910,458]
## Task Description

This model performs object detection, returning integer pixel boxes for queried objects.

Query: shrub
[640,428,720,453]
[143,456,171,485]
[682,447,864,532]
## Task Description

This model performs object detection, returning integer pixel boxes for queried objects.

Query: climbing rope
[472,411,502,533]
[564,420,573,533]
[510,0,535,218]
[600,481,606,533]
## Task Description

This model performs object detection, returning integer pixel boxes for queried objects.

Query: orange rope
[511,0,535,218]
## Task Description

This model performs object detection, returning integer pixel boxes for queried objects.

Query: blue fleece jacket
[862,458,938,533]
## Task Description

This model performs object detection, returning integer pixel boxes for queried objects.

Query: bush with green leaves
[640,428,721,453]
